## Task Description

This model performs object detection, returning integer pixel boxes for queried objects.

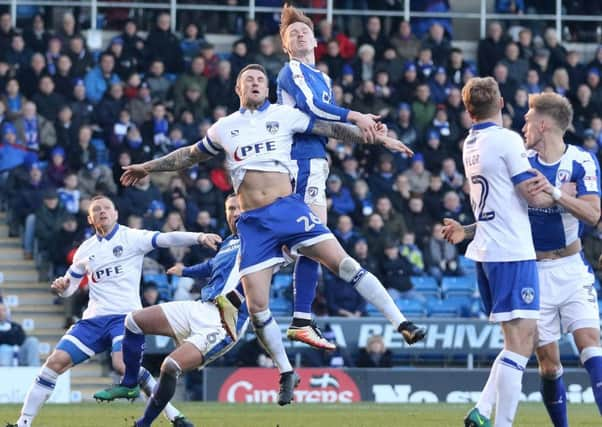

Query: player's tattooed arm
[311,119,414,155]
[142,145,210,172]
[442,218,475,244]
[463,223,477,240]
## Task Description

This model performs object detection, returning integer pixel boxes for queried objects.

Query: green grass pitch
[0,402,599,426]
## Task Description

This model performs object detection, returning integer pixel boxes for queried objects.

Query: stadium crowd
[0,3,602,368]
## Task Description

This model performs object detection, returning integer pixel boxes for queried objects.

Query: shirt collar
[239,100,270,114]
[96,223,119,241]
[471,121,498,131]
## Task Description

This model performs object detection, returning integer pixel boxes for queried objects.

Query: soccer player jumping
[120,64,426,405]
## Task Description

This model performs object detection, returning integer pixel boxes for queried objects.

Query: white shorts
[160,300,234,366]
[295,158,329,207]
[537,253,599,347]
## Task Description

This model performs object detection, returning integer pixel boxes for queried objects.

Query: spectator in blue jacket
[83,52,120,103]
[326,173,356,217]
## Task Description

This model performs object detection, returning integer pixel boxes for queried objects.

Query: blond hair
[279,4,313,47]
[528,92,573,132]
[462,77,501,121]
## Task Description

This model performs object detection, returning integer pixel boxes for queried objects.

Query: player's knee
[161,356,182,378]
[45,351,70,374]
[539,363,563,380]
[338,257,364,283]
[125,311,144,334]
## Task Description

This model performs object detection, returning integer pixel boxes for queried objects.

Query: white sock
[17,366,58,426]
[354,271,406,326]
[476,351,503,418]
[138,367,181,421]
[251,309,293,373]
[494,350,529,427]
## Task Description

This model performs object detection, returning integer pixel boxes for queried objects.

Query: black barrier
[145,317,596,358]
[203,367,594,403]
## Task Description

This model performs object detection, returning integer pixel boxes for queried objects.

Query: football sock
[540,368,568,427]
[495,350,529,427]
[292,256,319,326]
[138,367,181,422]
[121,317,145,388]
[353,270,407,326]
[476,351,503,418]
[251,309,293,373]
[137,359,181,427]
[581,346,602,414]
[17,366,58,426]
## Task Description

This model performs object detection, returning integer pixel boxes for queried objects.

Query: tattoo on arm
[463,223,477,241]
[143,145,209,172]
[312,120,366,145]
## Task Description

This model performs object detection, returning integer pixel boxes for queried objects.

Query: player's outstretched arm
[121,145,211,187]
[155,231,222,251]
[442,218,476,244]
[311,119,414,156]
[50,273,81,298]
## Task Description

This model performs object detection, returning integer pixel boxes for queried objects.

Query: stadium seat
[395,298,428,318]
[365,303,381,317]
[441,275,477,297]
[458,255,476,273]
[270,297,292,317]
[272,273,292,299]
[444,296,474,317]
[410,276,440,298]
[427,299,461,318]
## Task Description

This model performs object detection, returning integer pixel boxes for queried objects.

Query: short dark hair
[235,63,267,86]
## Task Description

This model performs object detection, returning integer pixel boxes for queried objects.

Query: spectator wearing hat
[398,62,419,103]
[33,188,67,264]
[0,122,26,170]
[403,152,431,194]
[368,153,397,198]
[84,52,121,104]
[52,55,75,99]
[421,23,451,67]
[14,101,56,154]
[390,20,421,62]
[107,36,139,81]
[144,12,183,74]
[17,53,46,99]
[69,79,95,125]
[67,35,94,78]
[477,21,508,76]
[46,146,67,188]
[143,199,166,231]
[429,66,453,105]
[49,214,81,277]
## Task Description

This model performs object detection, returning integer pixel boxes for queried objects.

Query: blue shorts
[476,260,540,322]
[295,158,329,207]
[56,314,126,365]
[237,194,334,277]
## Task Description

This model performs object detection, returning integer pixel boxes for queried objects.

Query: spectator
[352,44,377,83]
[324,266,366,317]
[120,174,161,218]
[0,301,40,366]
[2,78,27,121]
[583,220,602,282]
[439,157,463,190]
[423,174,446,218]
[144,12,183,74]
[374,69,396,106]
[17,53,46,99]
[390,173,411,213]
[543,28,567,70]
[327,173,356,217]
[357,16,391,61]
[56,12,78,45]
[96,82,126,135]
[315,19,356,62]
[53,55,74,99]
[431,106,460,149]
[143,199,166,231]
[501,42,529,85]
[34,188,67,260]
[585,68,602,108]
[189,173,225,223]
[23,14,50,54]
[363,213,386,257]
[426,222,460,282]
[175,110,200,144]
[69,79,95,125]
[229,40,252,80]
[180,23,205,68]
[416,46,436,81]
[6,34,32,73]
[84,52,120,104]
[551,67,571,96]
[67,35,94,78]
[107,37,138,81]
[509,87,529,131]
[355,335,393,368]
[390,103,418,151]
[532,48,553,85]
[397,62,418,102]
[400,231,426,275]
[172,56,208,117]
[493,62,518,103]
[525,69,542,94]
[168,188,199,230]
[573,84,597,135]
[412,83,436,134]
[429,66,453,104]
[565,51,586,93]
[333,215,359,254]
[441,190,472,224]
[422,23,451,66]
[77,160,117,198]
[14,101,56,153]
[403,153,431,194]
[57,172,81,214]
[375,195,407,238]
[31,75,66,122]
[146,59,172,103]
[379,239,420,299]
[0,13,17,52]
[447,48,468,87]
[351,179,374,223]
[141,282,162,307]
[199,43,220,79]
[127,80,153,127]
[49,215,81,277]
[174,83,207,122]
[120,19,145,68]
[368,153,397,198]
[237,18,261,56]
[207,59,237,113]
[403,196,434,248]
[141,102,169,155]
[517,27,534,62]
[255,36,284,83]
[46,146,67,188]
[477,21,508,76]
[322,39,344,82]
[390,20,421,62]
[353,237,379,273]
[338,155,361,189]
[44,36,62,77]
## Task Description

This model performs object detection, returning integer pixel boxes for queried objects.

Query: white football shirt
[463,122,536,262]
[196,101,313,191]
[68,224,159,319]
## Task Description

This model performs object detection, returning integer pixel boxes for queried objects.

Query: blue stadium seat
[395,298,428,318]
[410,276,440,298]
[143,273,171,300]
[270,297,291,317]
[441,275,477,297]
[272,273,292,296]
[365,303,381,317]
[444,296,474,317]
[427,299,461,318]
[458,255,476,273]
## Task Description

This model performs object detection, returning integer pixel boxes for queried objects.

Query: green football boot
[93,384,140,402]
[464,407,491,427]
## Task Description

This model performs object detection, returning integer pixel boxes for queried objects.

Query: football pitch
[0,402,599,426]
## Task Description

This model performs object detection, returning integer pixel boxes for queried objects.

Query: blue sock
[137,368,178,426]
[120,326,145,388]
[582,347,602,415]
[541,374,568,427]
[292,256,319,321]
